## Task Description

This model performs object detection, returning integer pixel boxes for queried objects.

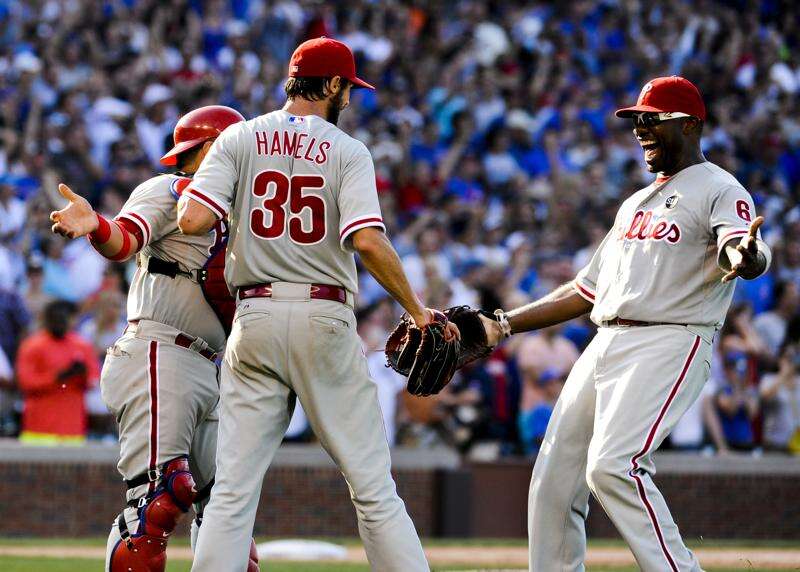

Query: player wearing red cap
[51,105,261,572]
[179,37,446,572]
[474,76,771,571]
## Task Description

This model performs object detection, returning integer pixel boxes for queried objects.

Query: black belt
[146,256,207,283]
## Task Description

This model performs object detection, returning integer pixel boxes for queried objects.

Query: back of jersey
[186,110,384,294]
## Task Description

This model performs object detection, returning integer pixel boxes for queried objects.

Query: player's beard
[326,90,345,125]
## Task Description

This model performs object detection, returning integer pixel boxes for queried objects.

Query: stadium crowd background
[0,0,799,458]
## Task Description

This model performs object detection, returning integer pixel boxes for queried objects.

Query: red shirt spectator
[15,300,100,444]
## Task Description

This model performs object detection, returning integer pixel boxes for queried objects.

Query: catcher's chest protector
[200,223,235,336]
[171,176,235,335]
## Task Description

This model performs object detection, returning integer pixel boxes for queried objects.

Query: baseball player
[50,106,260,572]
[177,37,456,572]
[477,77,771,571]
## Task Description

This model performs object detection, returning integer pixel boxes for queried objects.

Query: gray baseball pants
[529,324,712,571]
[191,284,428,572]
[100,320,220,570]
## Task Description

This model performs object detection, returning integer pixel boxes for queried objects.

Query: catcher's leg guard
[109,456,196,572]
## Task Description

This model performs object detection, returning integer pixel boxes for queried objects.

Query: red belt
[175,333,218,362]
[126,320,218,362]
[604,318,687,328]
[238,283,348,305]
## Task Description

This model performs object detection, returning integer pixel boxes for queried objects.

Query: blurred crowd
[0,0,799,456]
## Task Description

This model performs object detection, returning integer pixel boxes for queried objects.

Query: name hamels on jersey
[253,127,331,164]
[184,109,385,294]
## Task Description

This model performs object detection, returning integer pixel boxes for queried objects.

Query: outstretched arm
[506,283,593,333]
[353,226,458,339]
[481,283,593,345]
[50,184,141,261]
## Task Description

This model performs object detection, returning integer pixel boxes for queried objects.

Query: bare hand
[722,216,765,283]
[50,183,98,239]
[479,312,503,347]
[412,308,461,342]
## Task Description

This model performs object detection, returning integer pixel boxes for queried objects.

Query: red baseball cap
[616,76,706,121]
[288,37,375,90]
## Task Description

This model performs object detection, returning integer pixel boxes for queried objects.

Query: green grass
[0,558,104,572]
[0,538,793,571]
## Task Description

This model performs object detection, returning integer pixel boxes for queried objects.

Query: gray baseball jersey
[116,174,227,352]
[184,110,385,293]
[104,174,228,569]
[186,110,428,571]
[529,161,772,572]
[574,161,771,328]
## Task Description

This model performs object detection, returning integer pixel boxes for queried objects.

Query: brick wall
[464,458,800,540]
[585,473,800,540]
[253,466,438,537]
[0,461,438,538]
[1,447,798,540]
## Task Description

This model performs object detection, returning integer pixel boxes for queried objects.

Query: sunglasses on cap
[633,111,695,128]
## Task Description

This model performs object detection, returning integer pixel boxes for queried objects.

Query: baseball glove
[443,305,496,368]
[385,306,498,396]
[385,310,460,396]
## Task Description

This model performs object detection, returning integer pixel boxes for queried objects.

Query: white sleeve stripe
[116,213,151,245]
[185,187,227,218]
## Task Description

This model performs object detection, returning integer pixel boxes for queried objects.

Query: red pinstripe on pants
[147,341,159,493]
[628,335,701,572]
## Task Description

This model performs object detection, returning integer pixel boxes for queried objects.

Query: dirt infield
[0,544,798,569]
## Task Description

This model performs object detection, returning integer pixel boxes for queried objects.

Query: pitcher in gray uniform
[478,77,771,571]
[50,106,260,572]
[178,38,455,572]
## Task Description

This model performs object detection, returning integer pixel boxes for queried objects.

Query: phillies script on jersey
[254,129,331,164]
[621,210,681,244]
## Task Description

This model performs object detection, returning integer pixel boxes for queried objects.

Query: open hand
[722,216,765,283]
[50,183,98,239]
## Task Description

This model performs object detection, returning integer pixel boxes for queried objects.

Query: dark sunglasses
[633,112,693,128]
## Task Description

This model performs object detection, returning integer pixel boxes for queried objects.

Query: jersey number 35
[249,170,326,245]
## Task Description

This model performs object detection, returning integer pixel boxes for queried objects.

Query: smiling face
[633,114,702,175]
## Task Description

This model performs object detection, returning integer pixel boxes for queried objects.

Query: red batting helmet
[160,105,245,166]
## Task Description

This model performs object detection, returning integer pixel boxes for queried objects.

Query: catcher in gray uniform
[50,106,260,572]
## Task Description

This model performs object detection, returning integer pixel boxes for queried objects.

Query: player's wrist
[493,309,513,339]
[739,251,767,280]
[88,213,108,243]
[408,308,428,327]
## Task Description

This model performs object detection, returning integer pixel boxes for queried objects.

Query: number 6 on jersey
[250,170,327,245]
